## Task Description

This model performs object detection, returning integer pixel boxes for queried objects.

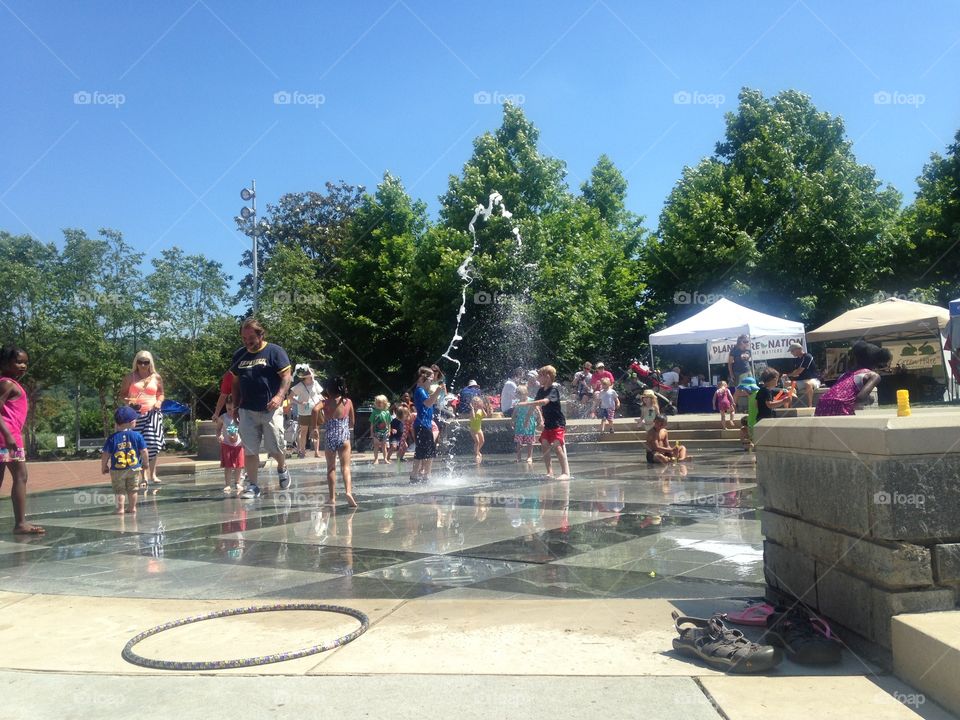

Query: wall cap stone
[754,411,960,456]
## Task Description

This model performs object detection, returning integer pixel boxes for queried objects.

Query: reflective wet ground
[0,449,762,602]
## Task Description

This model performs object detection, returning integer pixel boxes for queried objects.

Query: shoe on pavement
[672,611,782,673]
[278,467,292,490]
[240,484,261,499]
[762,606,842,665]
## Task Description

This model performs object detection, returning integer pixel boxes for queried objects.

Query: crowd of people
[0,317,901,532]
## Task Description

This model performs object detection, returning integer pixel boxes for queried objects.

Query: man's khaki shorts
[238,408,284,456]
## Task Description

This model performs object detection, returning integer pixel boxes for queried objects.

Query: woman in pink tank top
[0,345,44,534]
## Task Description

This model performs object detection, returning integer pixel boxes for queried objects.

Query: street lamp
[239,181,258,315]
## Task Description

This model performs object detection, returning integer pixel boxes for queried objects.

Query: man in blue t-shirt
[457,380,481,416]
[229,318,293,498]
[409,366,446,484]
[101,406,148,514]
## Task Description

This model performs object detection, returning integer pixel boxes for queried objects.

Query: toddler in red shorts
[215,396,245,494]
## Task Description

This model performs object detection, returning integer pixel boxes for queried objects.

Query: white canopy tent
[649,298,807,378]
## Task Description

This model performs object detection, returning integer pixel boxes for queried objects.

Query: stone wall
[756,412,960,647]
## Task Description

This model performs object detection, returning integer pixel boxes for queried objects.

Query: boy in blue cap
[101,406,148,514]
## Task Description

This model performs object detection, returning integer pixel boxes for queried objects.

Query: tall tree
[425,104,572,383]
[898,128,960,305]
[256,242,330,367]
[144,247,233,429]
[58,228,143,433]
[0,232,63,449]
[236,182,364,313]
[582,154,628,226]
[649,88,903,327]
[326,173,425,399]
[580,156,650,362]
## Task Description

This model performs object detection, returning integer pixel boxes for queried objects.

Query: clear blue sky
[2,1,958,291]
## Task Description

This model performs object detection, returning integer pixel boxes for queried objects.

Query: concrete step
[578,429,741,441]
[471,415,746,432]
[892,611,960,716]
[576,439,743,453]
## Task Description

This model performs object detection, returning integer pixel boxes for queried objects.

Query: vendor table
[677,386,717,414]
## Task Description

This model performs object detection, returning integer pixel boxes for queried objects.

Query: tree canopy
[649,88,904,328]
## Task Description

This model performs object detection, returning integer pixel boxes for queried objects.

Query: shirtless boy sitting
[645,414,688,464]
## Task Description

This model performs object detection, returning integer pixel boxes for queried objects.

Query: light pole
[240,181,258,315]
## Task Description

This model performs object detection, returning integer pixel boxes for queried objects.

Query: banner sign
[823,339,943,378]
[707,335,806,365]
[883,339,943,371]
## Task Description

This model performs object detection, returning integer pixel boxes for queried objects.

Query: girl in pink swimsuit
[0,345,44,534]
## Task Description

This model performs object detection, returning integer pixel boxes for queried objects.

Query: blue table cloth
[677,386,717,414]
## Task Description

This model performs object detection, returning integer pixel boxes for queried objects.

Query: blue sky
[2,1,958,291]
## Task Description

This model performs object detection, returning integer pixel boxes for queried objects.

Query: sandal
[725,601,776,627]
[762,606,841,665]
[672,610,782,673]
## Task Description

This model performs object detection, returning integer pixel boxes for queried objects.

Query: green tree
[424,104,573,383]
[144,247,234,429]
[650,88,903,327]
[582,154,628,226]
[237,182,364,313]
[413,106,652,385]
[327,173,425,400]
[580,156,650,363]
[58,228,143,434]
[898,128,960,305]
[0,231,63,450]
[256,243,330,367]
[440,103,568,232]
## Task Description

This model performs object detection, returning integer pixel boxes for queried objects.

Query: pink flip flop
[725,602,775,626]
[810,615,834,640]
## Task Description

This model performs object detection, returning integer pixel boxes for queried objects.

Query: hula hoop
[121,602,369,670]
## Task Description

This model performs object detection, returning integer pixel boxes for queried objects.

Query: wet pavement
[0,448,762,603]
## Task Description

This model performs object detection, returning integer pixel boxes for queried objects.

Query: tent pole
[707,340,713,385]
[649,337,655,371]
[941,333,950,401]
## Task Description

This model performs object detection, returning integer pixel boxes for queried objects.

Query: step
[572,439,743,451]
[580,429,741,441]
[892,611,960,716]
[559,426,740,439]
[456,414,749,432]
[581,439,742,453]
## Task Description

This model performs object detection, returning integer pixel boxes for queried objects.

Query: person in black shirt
[786,342,820,408]
[727,334,753,385]
[515,365,570,480]
[229,318,293,498]
[756,368,795,423]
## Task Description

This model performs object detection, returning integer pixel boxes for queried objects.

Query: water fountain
[435,192,527,467]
